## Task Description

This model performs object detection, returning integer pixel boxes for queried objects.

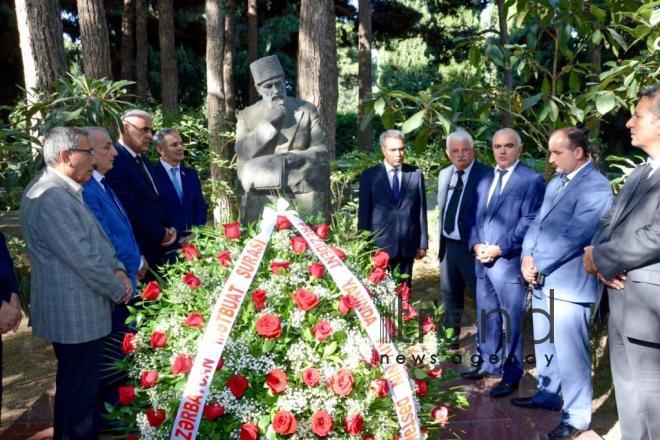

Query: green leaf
[538,102,550,123]
[541,78,551,97]
[607,28,629,52]
[323,341,338,357]
[374,98,385,116]
[262,339,275,352]
[590,5,606,22]
[413,127,430,153]
[413,369,427,380]
[401,110,425,134]
[596,92,616,115]
[592,29,602,45]
[522,93,542,111]
[569,72,580,91]
[381,112,394,129]
[468,46,481,67]
[651,8,660,27]
[549,101,559,122]
[569,105,585,123]
[435,112,451,137]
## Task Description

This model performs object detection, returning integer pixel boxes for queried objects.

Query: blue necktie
[101,178,128,219]
[486,169,508,219]
[391,168,400,204]
[171,167,183,201]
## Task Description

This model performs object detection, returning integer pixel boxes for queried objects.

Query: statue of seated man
[235,55,330,224]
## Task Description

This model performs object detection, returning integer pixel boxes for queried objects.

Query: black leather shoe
[510,396,560,411]
[548,422,584,439]
[460,368,499,380]
[489,380,518,398]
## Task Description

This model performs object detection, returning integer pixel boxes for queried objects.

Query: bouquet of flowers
[110,214,467,439]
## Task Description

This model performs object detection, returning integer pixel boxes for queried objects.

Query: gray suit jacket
[593,163,660,343]
[20,169,126,344]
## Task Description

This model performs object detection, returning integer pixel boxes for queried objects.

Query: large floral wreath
[110,213,467,439]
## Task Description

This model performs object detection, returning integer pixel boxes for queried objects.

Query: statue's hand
[282,152,304,168]
[264,101,286,124]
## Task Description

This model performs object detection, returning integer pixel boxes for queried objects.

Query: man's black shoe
[510,396,560,411]
[460,368,499,380]
[489,380,518,398]
[548,422,584,439]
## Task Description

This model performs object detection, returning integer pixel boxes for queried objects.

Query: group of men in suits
[18,109,208,438]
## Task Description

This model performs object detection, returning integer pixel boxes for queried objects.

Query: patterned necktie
[391,168,400,204]
[443,170,465,235]
[170,167,183,201]
[135,155,159,195]
[486,169,508,218]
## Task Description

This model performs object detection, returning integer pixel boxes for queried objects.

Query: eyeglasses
[124,120,153,134]
[69,148,95,156]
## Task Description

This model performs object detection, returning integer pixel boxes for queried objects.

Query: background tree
[297,0,338,159]
[247,0,258,104]
[158,0,178,114]
[120,0,135,83]
[357,0,373,151]
[77,0,113,80]
[135,0,149,104]
[223,0,236,119]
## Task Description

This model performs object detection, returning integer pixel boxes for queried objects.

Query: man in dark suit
[358,129,428,284]
[152,128,207,261]
[437,130,491,348]
[105,109,177,270]
[516,128,612,440]
[462,128,545,399]
[584,86,660,440]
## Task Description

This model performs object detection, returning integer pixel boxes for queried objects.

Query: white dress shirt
[486,160,520,206]
[383,161,402,192]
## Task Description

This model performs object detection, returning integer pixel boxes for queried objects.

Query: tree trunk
[297,0,338,160]
[14,0,66,97]
[120,0,135,82]
[357,0,372,151]
[77,0,113,80]
[158,0,178,114]
[206,0,233,223]
[223,0,236,119]
[247,0,258,104]
[497,0,513,127]
[135,0,149,105]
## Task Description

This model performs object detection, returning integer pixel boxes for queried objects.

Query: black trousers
[52,338,103,440]
[439,238,477,331]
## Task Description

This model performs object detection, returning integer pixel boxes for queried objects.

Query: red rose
[118,385,136,405]
[216,357,224,371]
[266,368,288,394]
[338,294,357,315]
[427,367,443,378]
[227,374,249,398]
[308,263,325,280]
[368,267,387,284]
[127,435,139,440]
[292,289,319,311]
[331,247,347,260]
[403,303,418,321]
[363,437,375,440]
[204,403,225,421]
[343,414,364,436]
[422,316,436,334]
[184,311,205,328]
[240,422,259,440]
[372,250,390,269]
[121,332,137,355]
[146,408,166,427]
[371,378,389,397]
[368,348,380,367]
[183,272,201,289]
[252,289,267,310]
[141,281,160,301]
[270,260,290,275]
[311,409,333,437]
[255,314,282,338]
[149,331,168,348]
[302,367,320,387]
[312,321,333,342]
[313,223,331,239]
[181,243,199,261]
[216,250,232,267]
[272,410,298,435]
[327,369,354,396]
[291,236,308,254]
[415,379,428,396]
[172,353,193,375]
[140,370,158,388]
[275,215,292,230]
[431,406,449,426]
[395,283,410,301]
[383,317,396,338]
[223,221,241,239]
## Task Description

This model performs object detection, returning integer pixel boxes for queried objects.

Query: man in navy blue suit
[358,129,428,284]
[515,128,612,439]
[462,128,545,398]
[105,110,177,270]
[152,128,207,261]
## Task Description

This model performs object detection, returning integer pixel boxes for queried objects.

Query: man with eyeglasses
[105,109,177,271]
[20,126,132,439]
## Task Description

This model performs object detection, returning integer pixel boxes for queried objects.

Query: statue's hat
[250,55,285,85]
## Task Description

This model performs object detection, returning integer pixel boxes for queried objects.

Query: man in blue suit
[462,128,545,398]
[152,128,207,262]
[105,110,177,270]
[358,129,428,284]
[514,128,612,439]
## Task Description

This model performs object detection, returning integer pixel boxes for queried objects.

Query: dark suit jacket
[437,160,492,259]
[358,162,428,260]
[0,232,18,303]
[468,163,545,283]
[593,164,660,343]
[104,144,173,267]
[151,161,208,237]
